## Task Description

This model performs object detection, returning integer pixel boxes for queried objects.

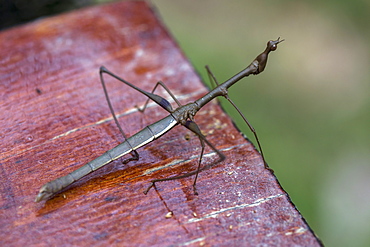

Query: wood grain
[0,1,322,246]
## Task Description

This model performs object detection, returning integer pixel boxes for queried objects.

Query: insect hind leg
[143,120,225,195]
[136,80,182,113]
[99,66,139,163]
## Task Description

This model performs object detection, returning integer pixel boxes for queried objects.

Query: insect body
[35,38,284,202]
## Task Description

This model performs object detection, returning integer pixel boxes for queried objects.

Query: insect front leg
[223,94,272,171]
[205,65,220,89]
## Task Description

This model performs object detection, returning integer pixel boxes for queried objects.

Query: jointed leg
[206,65,223,107]
[100,67,181,114]
[205,65,220,89]
[99,67,139,163]
[223,95,271,171]
[99,66,184,164]
[136,81,182,113]
[206,66,271,171]
[144,120,225,195]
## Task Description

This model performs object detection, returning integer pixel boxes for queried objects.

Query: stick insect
[35,38,284,202]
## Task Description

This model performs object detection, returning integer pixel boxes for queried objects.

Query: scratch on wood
[180,236,206,246]
[142,159,184,175]
[186,193,285,223]
[285,226,307,236]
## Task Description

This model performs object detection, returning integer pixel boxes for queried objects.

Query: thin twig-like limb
[100,69,139,164]
[143,120,225,195]
[136,81,182,113]
[206,65,268,167]
[225,95,270,169]
[206,65,220,88]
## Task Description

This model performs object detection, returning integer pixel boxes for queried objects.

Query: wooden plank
[0,1,322,246]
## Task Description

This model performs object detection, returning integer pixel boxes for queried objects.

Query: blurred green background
[153,1,370,246]
[2,0,369,246]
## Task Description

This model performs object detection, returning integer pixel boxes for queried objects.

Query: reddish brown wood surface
[0,1,322,246]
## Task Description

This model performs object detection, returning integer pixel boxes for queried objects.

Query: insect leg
[99,67,139,163]
[136,81,182,113]
[143,120,225,195]
[223,94,272,171]
[205,65,220,88]
[100,67,179,114]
